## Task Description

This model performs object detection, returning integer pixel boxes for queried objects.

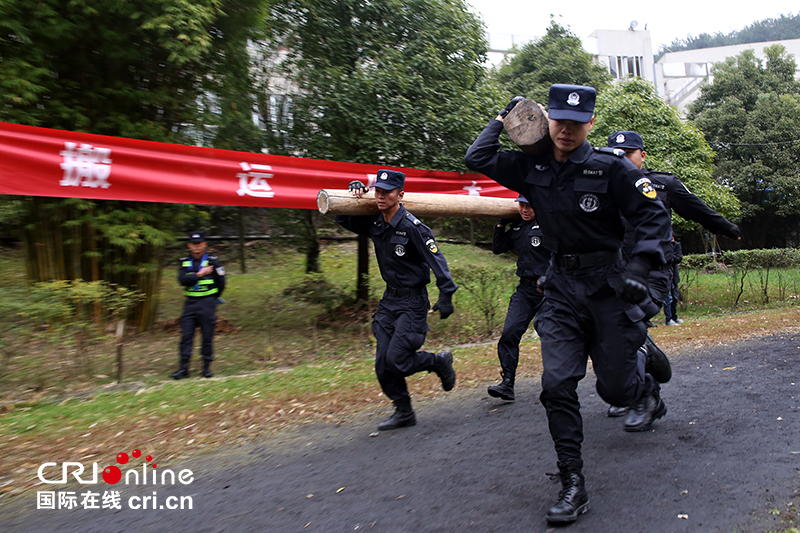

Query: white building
[490,28,800,117]
[655,38,800,115]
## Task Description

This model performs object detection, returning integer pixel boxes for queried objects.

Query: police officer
[170,230,225,379]
[335,170,458,431]
[488,195,550,402]
[605,130,741,416]
[465,85,673,525]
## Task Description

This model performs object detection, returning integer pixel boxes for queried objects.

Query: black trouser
[533,261,659,465]
[636,267,674,322]
[179,296,217,363]
[497,283,543,377]
[371,291,435,402]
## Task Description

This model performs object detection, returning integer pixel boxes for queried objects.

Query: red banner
[0,122,512,209]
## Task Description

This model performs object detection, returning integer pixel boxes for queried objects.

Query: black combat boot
[378,399,416,431]
[624,388,667,432]
[201,361,213,378]
[169,361,189,380]
[487,372,515,402]
[546,460,589,524]
[430,350,456,391]
[644,333,671,383]
[606,405,628,417]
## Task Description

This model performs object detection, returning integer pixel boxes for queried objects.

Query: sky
[466,0,798,60]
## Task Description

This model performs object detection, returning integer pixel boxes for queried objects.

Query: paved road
[2,333,799,532]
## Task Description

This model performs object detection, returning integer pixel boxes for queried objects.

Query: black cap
[608,131,644,151]
[548,84,596,123]
[187,230,206,243]
[373,169,405,191]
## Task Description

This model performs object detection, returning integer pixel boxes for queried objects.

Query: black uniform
[465,119,672,465]
[178,254,225,366]
[335,204,457,403]
[493,218,550,382]
[623,169,740,311]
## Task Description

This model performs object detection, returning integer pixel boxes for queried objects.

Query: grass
[0,241,799,509]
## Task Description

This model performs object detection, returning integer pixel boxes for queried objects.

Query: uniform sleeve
[335,214,374,236]
[410,225,457,295]
[178,260,197,287]
[211,257,226,296]
[669,177,738,238]
[492,224,515,255]
[464,120,531,195]
[612,159,672,268]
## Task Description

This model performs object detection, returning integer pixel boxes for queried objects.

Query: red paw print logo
[102,448,157,484]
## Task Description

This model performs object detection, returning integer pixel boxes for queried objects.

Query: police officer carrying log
[465,85,673,525]
[335,170,457,431]
[605,130,741,416]
[487,194,550,402]
[170,230,226,380]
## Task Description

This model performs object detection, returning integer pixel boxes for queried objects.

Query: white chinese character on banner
[37,491,56,510]
[237,162,274,198]
[81,490,100,509]
[463,181,482,196]
[59,491,78,510]
[102,490,122,509]
[59,142,112,189]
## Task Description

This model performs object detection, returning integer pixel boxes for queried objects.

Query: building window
[607,56,644,79]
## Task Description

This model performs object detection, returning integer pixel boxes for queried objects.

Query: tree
[495,19,612,105]
[0,0,266,329]
[261,0,501,296]
[589,77,740,243]
[688,45,800,247]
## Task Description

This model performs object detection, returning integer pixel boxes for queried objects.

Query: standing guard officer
[605,130,741,416]
[335,170,457,431]
[170,230,225,379]
[465,85,673,525]
[488,195,550,402]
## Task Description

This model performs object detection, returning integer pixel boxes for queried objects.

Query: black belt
[554,249,622,270]
[519,277,538,287]
[386,285,425,297]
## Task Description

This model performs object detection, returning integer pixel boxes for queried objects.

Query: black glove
[536,275,547,293]
[348,180,367,193]
[432,292,454,320]
[727,224,742,240]
[497,218,516,227]
[616,257,650,304]
[498,96,525,118]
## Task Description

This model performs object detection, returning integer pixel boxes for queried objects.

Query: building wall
[656,39,800,115]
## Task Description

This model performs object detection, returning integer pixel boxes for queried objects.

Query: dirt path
[2,332,799,532]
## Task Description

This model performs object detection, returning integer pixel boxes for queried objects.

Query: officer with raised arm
[465,86,673,525]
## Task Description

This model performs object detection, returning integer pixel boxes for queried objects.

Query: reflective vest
[183,254,219,297]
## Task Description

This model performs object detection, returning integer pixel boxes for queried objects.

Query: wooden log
[503,98,552,155]
[317,190,519,219]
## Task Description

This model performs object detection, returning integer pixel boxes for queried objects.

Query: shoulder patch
[634,177,658,200]
[593,147,625,157]
[425,238,439,254]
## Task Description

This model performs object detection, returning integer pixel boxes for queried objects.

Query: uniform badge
[395,244,406,256]
[535,164,549,171]
[425,238,438,254]
[635,177,658,199]
[579,193,600,212]
[615,133,625,144]
[530,236,541,247]
[567,92,580,106]
[216,267,226,276]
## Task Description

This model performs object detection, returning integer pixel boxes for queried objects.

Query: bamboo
[317,190,519,219]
